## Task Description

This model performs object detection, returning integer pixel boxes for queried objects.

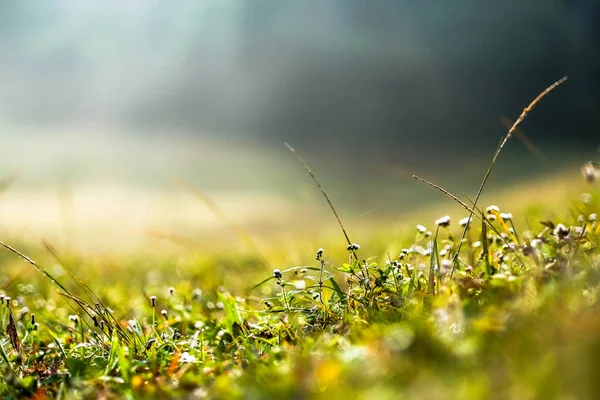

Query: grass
[0,78,600,399]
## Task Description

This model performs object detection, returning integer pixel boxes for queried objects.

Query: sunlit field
[2,99,600,398]
[2,1,600,397]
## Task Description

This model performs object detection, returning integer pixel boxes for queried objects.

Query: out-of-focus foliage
[0,164,598,398]
[1,1,598,157]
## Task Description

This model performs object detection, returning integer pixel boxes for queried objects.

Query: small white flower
[500,213,513,221]
[441,259,452,272]
[416,224,427,234]
[316,248,324,259]
[435,216,451,228]
[486,205,500,214]
[553,224,570,239]
[580,193,593,205]
[581,163,599,183]
[293,280,306,290]
[459,217,471,227]
[180,352,197,364]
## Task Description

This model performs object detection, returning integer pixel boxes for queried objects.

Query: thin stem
[285,142,356,253]
[318,258,325,306]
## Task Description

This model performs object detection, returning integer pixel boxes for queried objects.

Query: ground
[0,130,599,398]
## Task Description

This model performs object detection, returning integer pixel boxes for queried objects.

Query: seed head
[161,309,168,318]
[459,217,471,227]
[33,323,39,331]
[30,314,35,325]
[273,269,282,279]
[169,287,175,296]
[5,297,11,307]
[416,224,427,234]
[150,296,156,307]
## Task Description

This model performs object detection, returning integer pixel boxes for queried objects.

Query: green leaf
[429,227,439,295]
[48,329,68,359]
[0,339,16,376]
[249,276,275,291]
[328,277,347,306]
[105,332,121,376]
[218,292,243,335]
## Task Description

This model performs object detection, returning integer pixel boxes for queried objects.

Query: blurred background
[0,0,598,252]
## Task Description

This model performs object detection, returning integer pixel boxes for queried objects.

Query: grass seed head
[150,296,156,307]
